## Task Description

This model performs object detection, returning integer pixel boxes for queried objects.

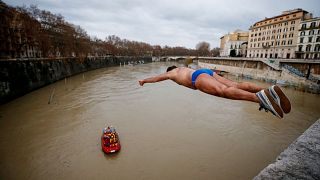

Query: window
[291,20,295,24]
[309,30,314,35]
[310,22,316,28]
[306,44,311,51]
[309,37,313,43]
[299,45,303,51]
[317,36,320,42]
[300,37,304,43]
[302,24,306,29]
[300,31,305,36]
[314,44,320,52]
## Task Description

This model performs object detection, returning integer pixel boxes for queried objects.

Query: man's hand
[139,80,144,86]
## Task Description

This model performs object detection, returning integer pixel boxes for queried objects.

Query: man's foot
[268,85,291,114]
[256,89,284,118]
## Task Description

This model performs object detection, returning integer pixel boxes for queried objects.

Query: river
[0,62,319,180]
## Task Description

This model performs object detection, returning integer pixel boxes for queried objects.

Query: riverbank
[254,118,320,179]
[0,56,152,104]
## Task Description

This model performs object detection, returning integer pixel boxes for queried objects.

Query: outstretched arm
[139,73,170,86]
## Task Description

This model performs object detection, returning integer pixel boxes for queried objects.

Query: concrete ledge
[254,119,320,180]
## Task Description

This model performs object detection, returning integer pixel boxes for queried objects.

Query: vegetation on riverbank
[0,1,219,59]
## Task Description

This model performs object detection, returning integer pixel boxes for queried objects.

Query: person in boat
[138,66,291,118]
[103,134,110,147]
[103,126,113,136]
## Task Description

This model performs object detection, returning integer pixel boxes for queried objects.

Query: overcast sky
[4,0,320,49]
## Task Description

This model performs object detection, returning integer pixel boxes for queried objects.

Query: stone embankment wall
[254,119,320,180]
[198,60,282,81]
[198,59,320,93]
[0,56,152,104]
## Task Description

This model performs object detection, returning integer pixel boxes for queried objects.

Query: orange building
[247,9,312,59]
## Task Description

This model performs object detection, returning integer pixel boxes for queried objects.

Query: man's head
[166,65,177,72]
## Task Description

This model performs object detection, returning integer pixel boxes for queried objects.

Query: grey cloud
[4,0,320,48]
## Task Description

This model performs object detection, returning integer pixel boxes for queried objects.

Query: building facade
[247,9,312,59]
[296,17,320,59]
[220,30,248,57]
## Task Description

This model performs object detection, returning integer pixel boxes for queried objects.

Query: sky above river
[4,0,320,49]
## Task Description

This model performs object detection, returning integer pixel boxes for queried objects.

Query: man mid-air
[139,66,291,118]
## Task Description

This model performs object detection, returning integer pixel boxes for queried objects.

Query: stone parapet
[254,119,320,180]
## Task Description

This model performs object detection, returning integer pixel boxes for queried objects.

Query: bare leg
[213,73,264,93]
[195,74,260,103]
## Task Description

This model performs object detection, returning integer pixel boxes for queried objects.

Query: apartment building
[296,17,320,59]
[247,9,312,59]
[220,30,248,57]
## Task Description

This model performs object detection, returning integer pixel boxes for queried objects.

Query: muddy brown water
[0,62,319,180]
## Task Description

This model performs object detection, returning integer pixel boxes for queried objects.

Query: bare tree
[196,41,210,56]
[210,47,220,57]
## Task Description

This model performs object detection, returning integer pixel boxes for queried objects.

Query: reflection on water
[0,62,319,180]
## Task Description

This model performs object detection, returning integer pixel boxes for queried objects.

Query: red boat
[101,127,121,154]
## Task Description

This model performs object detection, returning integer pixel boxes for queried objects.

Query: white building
[219,30,248,57]
[296,17,320,59]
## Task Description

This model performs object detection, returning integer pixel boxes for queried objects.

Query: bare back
[167,67,195,89]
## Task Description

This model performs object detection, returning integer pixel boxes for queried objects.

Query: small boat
[101,126,121,154]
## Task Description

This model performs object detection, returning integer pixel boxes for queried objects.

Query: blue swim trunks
[191,69,214,87]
